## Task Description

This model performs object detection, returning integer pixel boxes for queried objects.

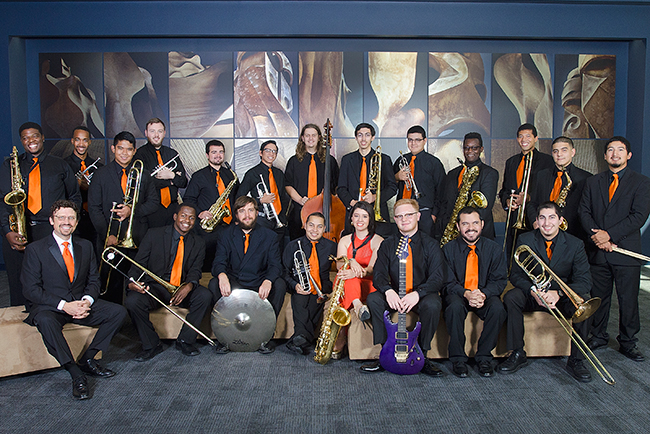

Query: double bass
[300,119,346,242]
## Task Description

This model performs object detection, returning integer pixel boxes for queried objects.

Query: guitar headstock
[395,236,410,261]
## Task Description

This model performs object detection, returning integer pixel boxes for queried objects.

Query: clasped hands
[385,289,419,314]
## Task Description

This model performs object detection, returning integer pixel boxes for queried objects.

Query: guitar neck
[398,258,407,333]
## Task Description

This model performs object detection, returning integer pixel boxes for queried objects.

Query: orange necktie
[156,150,171,208]
[464,245,479,290]
[309,241,321,294]
[62,241,74,282]
[359,156,367,198]
[121,169,128,195]
[80,160,87,173]
[516,154,526,189]
[307,154,318,198]
[216,171,232,224]
[549,171,563,202]
[609,173,619,202]
[170,236,184,286]
[268,168,282,214]
[244,233,250,254]
[405,239,413,294]
[403,156,415,199]
[545,241,553,261]
[28,157,41,214]
[457,166,466,189]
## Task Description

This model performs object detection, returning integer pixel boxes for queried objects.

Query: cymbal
[210,289,276,352]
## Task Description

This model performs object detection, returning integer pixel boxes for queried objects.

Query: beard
[461,230,480,244]
[238,218,257,231]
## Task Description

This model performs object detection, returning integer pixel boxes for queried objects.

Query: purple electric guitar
[379,236,425,375]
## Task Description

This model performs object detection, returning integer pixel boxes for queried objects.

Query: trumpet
[398,151,421,199]
[75,157,101,184]
[101,246,216,347]
[513,244,615,385]
[256,174,284,228]
[4,146,27,241]
[150,154,181,177]
[293,240,328,303]
[366,146,384,222]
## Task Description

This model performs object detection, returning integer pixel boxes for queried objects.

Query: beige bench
[0,306,100,378]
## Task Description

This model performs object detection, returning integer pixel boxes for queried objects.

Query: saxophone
[440,160,487,246]
[555,167,572,231]
[4,147,27,241]
[314,256,352,365]
[200,166,238,232]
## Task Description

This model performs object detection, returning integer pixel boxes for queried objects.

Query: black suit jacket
[510,229,591,298]
[21,234,100,323]
[498,148,555,210]
[212,223,282,288]
[129,225,205,288]
[392,151,445,215]
[579,169,650,266]
[282,236,337,294]
[134,143,188,201]
[236,162,290,225]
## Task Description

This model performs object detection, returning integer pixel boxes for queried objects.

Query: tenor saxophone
[200,166,238,232]
[555,167,572,231]
[314,256,352,365]
[4,146,27,241]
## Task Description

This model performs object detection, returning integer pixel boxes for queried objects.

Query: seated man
[21,200,126,400]
[362,199,447,376]
[499,201,593,383]
[209,196,287,354]
[124,204,212,360]
[282,212,337,355]
[442,207,507,378]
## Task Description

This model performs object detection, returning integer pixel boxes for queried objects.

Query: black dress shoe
[452,361,469,378]
[292,335,308,348]
[421,359,444,377]
[79,359,115,378]
[477,361,494,377]
[214,341,231,355]
[587,339,607,351]
[286,339,305,355]
[360,360,384,373]
[566,357,592,383]
[619,346,645,362]
[258,342,275,354]
[497,350,528,374]
[134,343,164,362]
[72,375,90,400]
[175,339,200,356]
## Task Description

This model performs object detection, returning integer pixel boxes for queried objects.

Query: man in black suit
[579,136,650,362]
[21,200,126,400]
[441,132,498,240]
[1,122,81,307]
[499,202,593,383]
[209,195,287,354]
[88,131,158,303]
[527,136,591,240]
[124,204,212,361]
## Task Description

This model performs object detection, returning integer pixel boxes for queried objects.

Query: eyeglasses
[262,148,278,154]
[407,138,424,144]
[54,215,77,222]
[394,211,418,221]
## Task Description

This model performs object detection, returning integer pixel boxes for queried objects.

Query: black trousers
[32,299,127,365]
[194,224,224,272]
[366,290,441,352]
[290,292,325,343]
[256,214,287,252]
[124,283,213,350]
[503,287,588,360]
[589,262,641,350]
[208,276,287,319]
[444,292,506,363]
[287,203,306,241]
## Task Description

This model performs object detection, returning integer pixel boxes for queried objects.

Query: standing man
[285,124,339,240]
[498,123,554,259]
[393,125,445,239]
[0,122,81,307]
[499,202,593,383]
[282,212,337,355]
[124,204,212,361]
[209,196,287,354]
[134,118,187,228]
[337,122,397,238]
[442,207,507,377]
[237,140,289,246]
[64,126,104,247]
[183,140,239,271]
[527,136,591,240]
[21,200,126,400]
[441,132,498,240]
[579,136,650,362]
[361,199,447,376]
[88,131,158,303]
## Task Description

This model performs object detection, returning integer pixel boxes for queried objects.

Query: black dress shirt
[282,236,337,294]
[498,148,555,210]
[285,153,339,198]
[134,142,188,201]
[442,236,507,299]
[392,150,445,215]
[64,153,104,206]
[183,165,239,216]
[236,161,289,224]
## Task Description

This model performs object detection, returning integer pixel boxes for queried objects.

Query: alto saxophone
[555,167,572,231]
[200,166,238,232]
[366,146,384,222]
[4,146,27,241]
[314,256,352,365]
[440,160,487,246]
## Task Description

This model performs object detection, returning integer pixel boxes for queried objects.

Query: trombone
[102,246,216,347]
[293,240,328,303]
[398,151,421,199]
[513,245,615,385]
[366,145,384,222]
[117,160,143,249]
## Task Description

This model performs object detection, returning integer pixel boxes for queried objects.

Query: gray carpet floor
[1,270,650,434]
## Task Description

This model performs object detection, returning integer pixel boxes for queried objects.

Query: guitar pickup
[394,332,408,339]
